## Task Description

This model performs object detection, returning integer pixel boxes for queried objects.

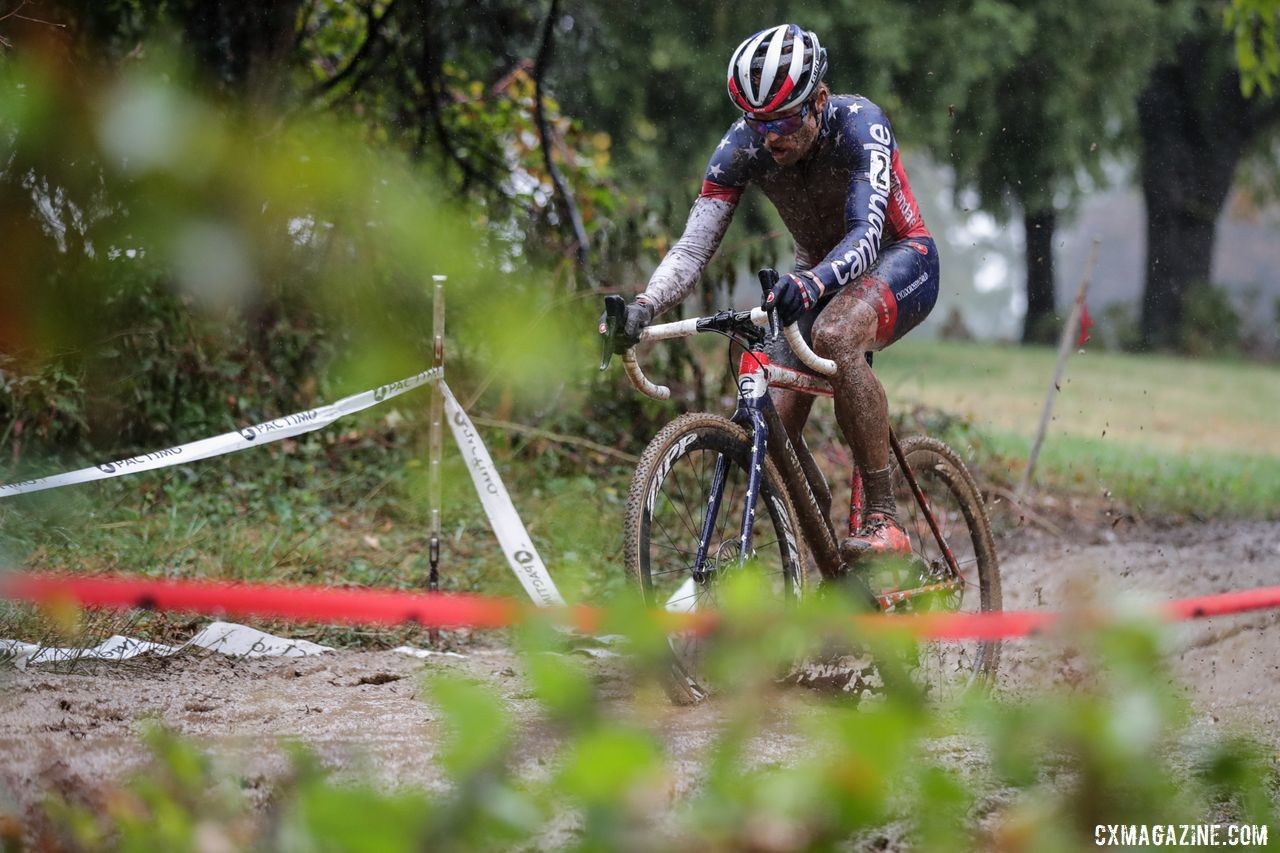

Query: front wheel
[891,435,1002,695]
[624,413,805,704]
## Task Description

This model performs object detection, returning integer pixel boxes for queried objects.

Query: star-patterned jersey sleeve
[699,119,761,202]
[806,98,894,295]
[638,121,758,317]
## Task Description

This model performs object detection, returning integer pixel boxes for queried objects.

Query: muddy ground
[2,503,1278,836]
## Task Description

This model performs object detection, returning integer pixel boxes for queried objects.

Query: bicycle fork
[692,379,771,583]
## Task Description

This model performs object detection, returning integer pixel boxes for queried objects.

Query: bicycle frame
[734,351,968,607]
[726,349,844,582]
[618,305,965,608]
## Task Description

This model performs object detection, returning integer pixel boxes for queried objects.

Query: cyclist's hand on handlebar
[764,272,822,325]
[623,299,655,344]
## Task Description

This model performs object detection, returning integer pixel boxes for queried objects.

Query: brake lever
[757,268,780,342]
[598,294,627,371]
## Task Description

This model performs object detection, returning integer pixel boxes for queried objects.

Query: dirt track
[2,510,1279,824]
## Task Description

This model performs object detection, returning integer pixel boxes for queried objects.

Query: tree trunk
[181,1,302,103]
[1021,207,1058,345]
[1136,35,1269,351]
[1139,185,1223,351]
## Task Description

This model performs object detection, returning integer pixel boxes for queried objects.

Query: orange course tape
[3,573,1280,641]
[1,573,525,631]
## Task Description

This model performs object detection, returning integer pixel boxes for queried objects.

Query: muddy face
[762,89,828,166]
[765,118,820,166]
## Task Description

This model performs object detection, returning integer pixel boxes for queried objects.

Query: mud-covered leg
[810,296,891,499]
[811,288,908,561]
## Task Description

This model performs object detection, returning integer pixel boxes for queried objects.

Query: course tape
[1,573,526,630]
[1,621,333,670]
[0,367,443,498]
[442,384,565,608]
[5,573,1280,642]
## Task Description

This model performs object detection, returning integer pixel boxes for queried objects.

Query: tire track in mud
[997,518,1280,732]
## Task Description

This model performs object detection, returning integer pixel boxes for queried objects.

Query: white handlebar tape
[748,308,838,376]
[623,350,670,400]
[784,323,837,376]
[638,316,701,343]
[623,307,837,401]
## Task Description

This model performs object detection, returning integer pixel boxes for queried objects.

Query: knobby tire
[891,434,1002,689]
[624,413,805,704]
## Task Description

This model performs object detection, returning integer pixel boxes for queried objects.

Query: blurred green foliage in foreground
[17,576,1279,851]
[0,49,592,468]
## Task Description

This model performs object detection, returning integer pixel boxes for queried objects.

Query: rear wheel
[624,413,805,704]
[889,435,1002,695]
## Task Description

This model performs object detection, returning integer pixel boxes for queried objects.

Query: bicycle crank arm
[876,577,965,610]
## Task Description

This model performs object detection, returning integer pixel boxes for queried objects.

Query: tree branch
[293,0,318,52]
[468,415,639,464]
[401,30,534,213]
[0,0,57,27]
[309,0,399,99]
[0,1,26,23]
[532,0,590,274]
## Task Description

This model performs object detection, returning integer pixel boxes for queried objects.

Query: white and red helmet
[727,24,828,116]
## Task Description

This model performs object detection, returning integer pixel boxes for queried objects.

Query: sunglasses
[743,101,811,137]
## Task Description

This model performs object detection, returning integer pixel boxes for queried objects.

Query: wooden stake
[429,276,445,644]
[1018,240,1100,498]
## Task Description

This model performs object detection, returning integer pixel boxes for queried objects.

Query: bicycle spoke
[651,515,690,562]
[668,462,704,543]
[882,440,1001,697]
[650,564,700,579]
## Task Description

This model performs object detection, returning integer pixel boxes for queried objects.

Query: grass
[957,425,1280,519]
[875,339,1280,519]
[879,338,1280,454]
[0,410,633,646]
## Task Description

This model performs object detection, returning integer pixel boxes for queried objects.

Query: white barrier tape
[666,577,698,614]
[0,364,567,609]
[0,620,333,670]
[0,367,443,498]
[441,384,566,608]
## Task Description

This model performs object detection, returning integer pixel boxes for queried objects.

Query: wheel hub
[693,539,743,584]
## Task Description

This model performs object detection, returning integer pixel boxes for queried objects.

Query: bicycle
[599,270,1002,704]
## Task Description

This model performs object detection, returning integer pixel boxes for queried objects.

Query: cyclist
[613,23,938,566]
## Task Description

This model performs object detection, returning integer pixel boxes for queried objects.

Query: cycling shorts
[766,236,939,371]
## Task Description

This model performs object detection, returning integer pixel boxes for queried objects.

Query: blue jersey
[699,94,930,294]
